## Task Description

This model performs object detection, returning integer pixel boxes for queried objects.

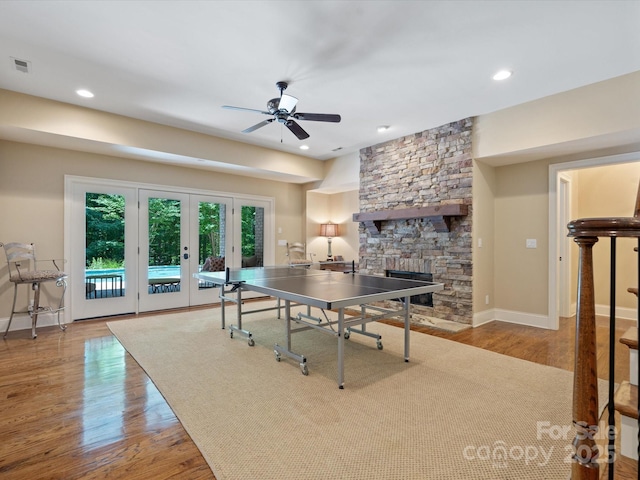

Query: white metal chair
[286,242,312,267]
[1,242,68,338]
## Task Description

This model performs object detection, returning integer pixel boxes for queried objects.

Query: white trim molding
[472,309,496,327]
[0,313,69,335]
[493,308,552,329]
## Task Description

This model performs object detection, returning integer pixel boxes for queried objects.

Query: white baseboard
[473,308,554,330]
[494,308,553,329]
[473,308,549,329]
[595,303,638,322]
[473,304,638,331]
[0,312,70,334]
[620,414,639,459]
[472,309,495,327]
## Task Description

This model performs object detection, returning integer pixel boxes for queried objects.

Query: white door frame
[557,173,572,318]
[548,151,640,330]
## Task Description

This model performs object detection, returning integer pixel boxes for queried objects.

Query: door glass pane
[198,201,226,290]
[148,197,182,294]
[85,193,125,300]
[241,206,264,268]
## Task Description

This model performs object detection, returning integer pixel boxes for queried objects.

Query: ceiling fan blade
[278,94,298,113]
[293,112,341,123]
[222,105,271,115]
[285,119,310,140]
[242,118,274,133]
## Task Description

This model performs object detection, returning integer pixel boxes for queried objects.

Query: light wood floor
[0,306,637,479]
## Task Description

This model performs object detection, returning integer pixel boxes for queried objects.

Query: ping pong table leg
[404,295,410,362]
[219,284,226,329]
[338,307,345,389]
[236,286,242,331]
[285,299,291,349]
[273,300,308,375]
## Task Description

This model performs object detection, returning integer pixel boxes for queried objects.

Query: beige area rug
[107,303,608,480]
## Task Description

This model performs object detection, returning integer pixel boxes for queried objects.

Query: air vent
[10,57,31,74]
[332,147,343,152]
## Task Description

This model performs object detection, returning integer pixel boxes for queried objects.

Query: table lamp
[319,223,339,261]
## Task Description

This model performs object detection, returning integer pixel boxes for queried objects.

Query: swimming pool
[86,265,182,280]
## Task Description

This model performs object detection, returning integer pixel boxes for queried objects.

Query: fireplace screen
[385,270,433,307]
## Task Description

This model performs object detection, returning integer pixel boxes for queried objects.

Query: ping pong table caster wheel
[300,363,309,376]
[377,340,383,350]
[343,331,350,340]
[229,330,234,339]
[248,337,255,347]
[274,351,281,362]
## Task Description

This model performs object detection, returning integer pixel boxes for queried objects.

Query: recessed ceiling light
[492,70,512,81]
[76,89,94,98]
[377,125,390,133]
[299,145,309,150]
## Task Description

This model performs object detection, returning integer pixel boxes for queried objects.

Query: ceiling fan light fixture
[377,125,390,133]
[492,69,512,81]
[279,94,298,113]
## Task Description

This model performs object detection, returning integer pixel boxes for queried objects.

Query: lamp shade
[320,223,339,237]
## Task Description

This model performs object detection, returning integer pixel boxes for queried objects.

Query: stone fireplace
[354,118,473,325]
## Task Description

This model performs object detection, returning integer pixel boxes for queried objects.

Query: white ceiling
[0,0,639,169]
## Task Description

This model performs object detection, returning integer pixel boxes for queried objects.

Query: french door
[138,190,231,312]
[69,183,138,320]
[138,190,190,311]
[66,177,273,320]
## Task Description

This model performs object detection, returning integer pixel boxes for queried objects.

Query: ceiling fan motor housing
[267,98,280,113]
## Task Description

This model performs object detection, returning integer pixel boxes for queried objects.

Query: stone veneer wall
[357,118,473,324]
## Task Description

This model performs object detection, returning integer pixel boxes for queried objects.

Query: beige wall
[575,162,640,310]
[474,71,640,163]
[0,89,325,183]
[493,159,551,315]
[472,71,640,327]
[487,153,639,325]
[305,190,359,263]
[2,70,640,329]
[0,140,305,313]
[472,160,496,321]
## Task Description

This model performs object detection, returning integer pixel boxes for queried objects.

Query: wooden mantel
[353,204,468,233]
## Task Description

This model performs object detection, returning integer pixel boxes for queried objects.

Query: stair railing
[567,181,640,480]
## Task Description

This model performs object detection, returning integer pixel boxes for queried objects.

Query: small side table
[318,261,356,272]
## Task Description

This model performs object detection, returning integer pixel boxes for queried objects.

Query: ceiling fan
[222,81,341,140]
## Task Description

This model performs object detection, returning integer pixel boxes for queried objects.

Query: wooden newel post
[567,182,640,480]
[571,235,600,480]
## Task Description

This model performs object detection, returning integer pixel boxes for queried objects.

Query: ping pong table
[194,265,443,388]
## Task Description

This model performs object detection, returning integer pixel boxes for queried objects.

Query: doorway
[549,152,640,328]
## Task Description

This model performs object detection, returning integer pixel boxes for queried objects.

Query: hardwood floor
[0,308,637,479]
[0,313,214,480]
